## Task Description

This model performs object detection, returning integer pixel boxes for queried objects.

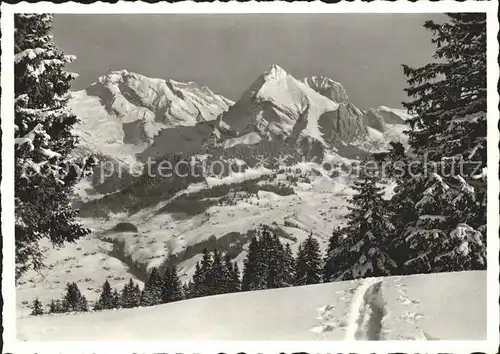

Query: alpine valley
[17,64,412,314]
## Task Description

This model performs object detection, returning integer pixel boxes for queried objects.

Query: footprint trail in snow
[345,279,386,341]
[310,283,358,338]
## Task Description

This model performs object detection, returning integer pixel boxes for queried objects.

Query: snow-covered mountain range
[69,65,410,195]
[18,64,415,321]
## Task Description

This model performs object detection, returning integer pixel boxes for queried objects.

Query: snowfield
[17,271,486,341]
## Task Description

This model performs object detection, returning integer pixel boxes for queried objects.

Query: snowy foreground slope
[17,271,486,341]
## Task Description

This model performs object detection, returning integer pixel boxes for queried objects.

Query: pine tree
[94,280,114,311]
[211,249,227,295]
[399,174,486,273]
[140,268,163,306]
[49,299,64,314]
[30,298,44,316]
[48,299,57,314]
[112,289,121,309]
[191,262,203,298]
[294,234,322,285]
[242,236,261,291]
[162,266,184,303]
[183,281,193,299]
[402,14,486,165]
[391,14,487,274]
[323,226,344,283]
[223,253,240,293]
[263,230,285,289]
[335,174,397,281]
[132,284,141,307]
[281,243,295,287]
[199,248,214,296]
[121,279,141,308]
[62,282,87,312]
[14,14,94,279]
[79,295,88,312]
[232,262,241,292]
[120,281,131,308]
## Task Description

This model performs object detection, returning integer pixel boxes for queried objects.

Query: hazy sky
[52,13,445,109]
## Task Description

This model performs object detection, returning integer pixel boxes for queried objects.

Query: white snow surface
[223,132,262,149]
[17,271,486,341]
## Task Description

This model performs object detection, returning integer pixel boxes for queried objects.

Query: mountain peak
[262,64,288,81]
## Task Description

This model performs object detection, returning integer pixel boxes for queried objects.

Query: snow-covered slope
[17,271,486,341]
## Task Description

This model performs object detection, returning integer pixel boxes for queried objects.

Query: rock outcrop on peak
[302,76,350,104]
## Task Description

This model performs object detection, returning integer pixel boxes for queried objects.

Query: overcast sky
[52,13,445,109]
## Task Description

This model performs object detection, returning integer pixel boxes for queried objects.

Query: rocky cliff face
[301,76,350,104]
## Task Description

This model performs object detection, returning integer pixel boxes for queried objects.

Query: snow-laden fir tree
[294,233,322,285]
[162,266,184,303]
[332,173,397,281]
[391,13,487,274]
[323,226,347,283]
[140,268,163,306]
[399,173,486,273]
[30,298,44,316]
[402,13,486,165]
[94,280,114,311]
[14,14,95,279]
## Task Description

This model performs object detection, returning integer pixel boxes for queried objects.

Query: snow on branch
[14,123,45,151]
[14,48,46,64]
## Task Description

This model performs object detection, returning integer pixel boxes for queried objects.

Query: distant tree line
[30,227,326,316]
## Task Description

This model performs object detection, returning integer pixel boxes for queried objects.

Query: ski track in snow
[344,278,386,340]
